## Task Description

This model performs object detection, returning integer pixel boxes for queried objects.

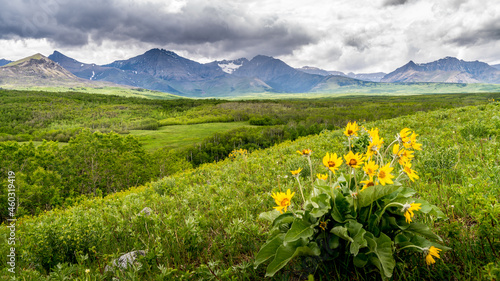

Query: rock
[140,207,152,216]
[105,250,146,272]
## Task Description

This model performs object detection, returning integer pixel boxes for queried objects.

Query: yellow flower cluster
[269,122,442,267]
[228,148,248,159]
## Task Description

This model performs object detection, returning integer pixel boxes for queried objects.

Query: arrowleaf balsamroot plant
[255,123,449,279]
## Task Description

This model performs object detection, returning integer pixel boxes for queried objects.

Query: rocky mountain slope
[381,57,500,83]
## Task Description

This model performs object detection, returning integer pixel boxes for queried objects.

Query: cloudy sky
[0,0,499,73]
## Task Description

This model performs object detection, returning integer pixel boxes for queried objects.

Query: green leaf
[414,199,448,220]
[265,240,320,277]
[347,221,368,256]
[309,193,331,218]
[330,225,353,242]
[353,253,368,268]
[358,183,402,208]
[329,235,340,249]
[405,222,443,242]
[331,191,350,223]
[284,219,314,244]
[365,232,396,280]
[259,210,280,222]
[271,212,295,228]
[254,234,285,269]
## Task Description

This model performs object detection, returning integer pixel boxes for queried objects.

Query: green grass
[3,101,499,280]
[0,86,182,99]
[129,121,256,151]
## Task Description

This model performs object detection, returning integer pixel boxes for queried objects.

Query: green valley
[0,89,499,280]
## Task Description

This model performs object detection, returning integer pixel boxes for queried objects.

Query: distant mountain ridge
[381,57,500,83]
[10,49,498,97]
[0,53,154,93]
[49,49,369,96]
[296,66,386,82]
[0,59,12,67]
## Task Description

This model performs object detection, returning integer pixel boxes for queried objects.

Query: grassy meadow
[0,89,500,280]
[129,122,256,151]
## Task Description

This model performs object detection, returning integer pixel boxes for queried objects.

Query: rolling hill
[0,54,181,99]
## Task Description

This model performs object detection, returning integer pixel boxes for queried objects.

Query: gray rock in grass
[105,250,146,272]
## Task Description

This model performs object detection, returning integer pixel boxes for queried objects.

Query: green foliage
[0,130,191,222]
[255,128,448,280]
[1,94,500,280]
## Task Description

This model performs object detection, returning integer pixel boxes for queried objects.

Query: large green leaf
[284,219,314,244]
[405,222,443,242]
[358,183,401,208]
[265,240,320,277]
[308,193,331,218]
[414,199,448,220]
[365,232,396,280]
[254,234,285,269]
[259,210,281,222]
[331,191,350,223]
[330,225,353,242]
[347,221,368,255]
[271,212,295,228]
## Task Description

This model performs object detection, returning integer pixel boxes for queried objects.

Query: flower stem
[307,156,314,186]
[295,176,305,203]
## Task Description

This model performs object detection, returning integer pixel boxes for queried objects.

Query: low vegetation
[0,95,499,280]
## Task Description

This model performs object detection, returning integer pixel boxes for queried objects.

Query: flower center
[280,198,290,207]
[349,159,357,166]
[347,130,353,135]
[367,181,374,187]
[328,161,336,167]
[379,171,386,178]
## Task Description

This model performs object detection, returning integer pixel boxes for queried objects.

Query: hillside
[0,54,181,99]
[2,99,499,280]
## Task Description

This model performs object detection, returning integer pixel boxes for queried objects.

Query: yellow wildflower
[367,134,384,158]
[344,121,359,137]
[316,173,328,180]
[367,127,379,139]
[425,246,442,265]
[403,162,419,182]
[271,189,295,214]
[377,163,394,186]
[402,202,422,223]
[297,149,312,156]
[363,160,379,177]
[399,128,412,141]
[319,221,327,231]
[291,168,302,177]
[405,133,422,151]
[360,177,376,191]
[344,151,365,169]
[322,152,343,173]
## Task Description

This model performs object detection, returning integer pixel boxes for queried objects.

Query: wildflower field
[1,96,500,280]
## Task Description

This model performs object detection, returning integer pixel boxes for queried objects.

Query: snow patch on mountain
[218,62,243,74]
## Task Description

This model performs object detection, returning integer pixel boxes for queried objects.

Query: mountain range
[381,57,500,83]
[2,49,500,98]
[296,66,386,82]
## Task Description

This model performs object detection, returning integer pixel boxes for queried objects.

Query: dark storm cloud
[382,0,410,6]
[0,0,318,57]
[447,18,500,46]
[344,36,368,51]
